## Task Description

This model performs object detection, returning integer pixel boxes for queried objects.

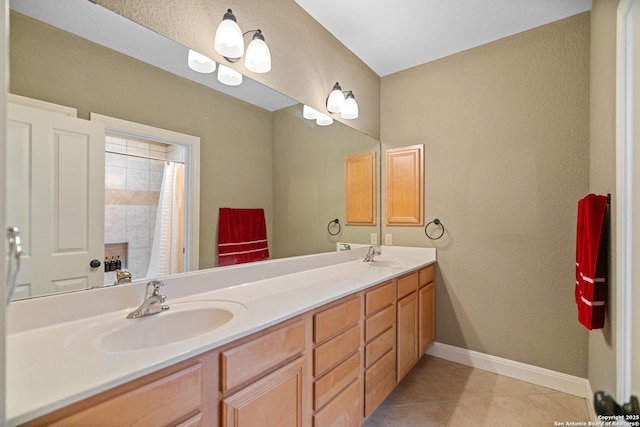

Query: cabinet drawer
[397,271,419,299]
[314,297,361,344]
[313,378,361,427]
[365,281,395,316]
[365,303,395,342]
[365,326,395,369]
[364,349,396,418]
[221,320,305,392]
[314,324,361,377]
[46,363,203,427]
[419,264,435,287]
[313,351,360,410]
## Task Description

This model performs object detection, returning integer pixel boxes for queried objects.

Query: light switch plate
[370,233,377,245]
[385,234,392,245]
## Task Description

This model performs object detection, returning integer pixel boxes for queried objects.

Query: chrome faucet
[363,245,381,262]
[127,280,170,319]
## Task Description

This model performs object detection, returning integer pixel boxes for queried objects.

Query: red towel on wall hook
[575,194,609,330]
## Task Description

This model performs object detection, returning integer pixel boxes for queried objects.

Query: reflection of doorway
[91,114,200,284]
[103,134,185,283]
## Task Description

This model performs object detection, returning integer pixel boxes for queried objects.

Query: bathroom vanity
[6,246,435,426]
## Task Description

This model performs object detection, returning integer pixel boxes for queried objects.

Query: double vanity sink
[6,245,436,426]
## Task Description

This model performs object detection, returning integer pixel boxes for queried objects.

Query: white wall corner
[426,342,591,399]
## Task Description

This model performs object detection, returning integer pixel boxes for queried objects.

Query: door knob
[89,259,101,268]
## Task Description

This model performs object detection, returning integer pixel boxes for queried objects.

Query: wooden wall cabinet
[385,144,424,225]
[344,151,376,225]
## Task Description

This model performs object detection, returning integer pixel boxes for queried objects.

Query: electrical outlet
[385,234,393,245]
[370,233,377,245]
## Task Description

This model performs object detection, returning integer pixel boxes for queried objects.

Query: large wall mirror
[6,0,381,300]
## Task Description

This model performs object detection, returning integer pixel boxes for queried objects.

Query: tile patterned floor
[363,356,591,427]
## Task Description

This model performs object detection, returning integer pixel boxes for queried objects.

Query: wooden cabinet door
[396,292,419,381]
[419,283,435,355]
[222,357,306,427]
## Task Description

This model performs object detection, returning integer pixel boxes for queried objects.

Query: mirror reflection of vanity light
[218,63,243,86]
[303,105,333,126]
[187,49,216,73]
[315,112,333,126]
[303,105,318,120]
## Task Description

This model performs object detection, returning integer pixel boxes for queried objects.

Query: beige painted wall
[588,0,619,398]
[272,104,379,258]
[380,14,591,376]
[10,12,274,270]
[91,0,381,139]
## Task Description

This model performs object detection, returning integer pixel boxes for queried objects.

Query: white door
[6,102,105,299]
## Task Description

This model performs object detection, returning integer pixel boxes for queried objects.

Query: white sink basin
[365,260,408,269]
[66,300,247,353]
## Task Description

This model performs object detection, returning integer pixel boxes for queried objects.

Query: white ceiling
[295,0,593,76]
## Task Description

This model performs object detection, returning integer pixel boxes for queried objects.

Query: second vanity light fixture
[326,82,359,120]
[214,8,272,74]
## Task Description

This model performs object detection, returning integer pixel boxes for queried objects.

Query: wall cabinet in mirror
[385,144,424,225]
[344,151,376,225]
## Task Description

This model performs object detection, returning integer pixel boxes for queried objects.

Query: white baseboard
[426,342,591,399]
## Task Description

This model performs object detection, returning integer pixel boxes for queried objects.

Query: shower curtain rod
[105,149,185,164]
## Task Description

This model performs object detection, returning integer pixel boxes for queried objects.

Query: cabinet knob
[89,259,101,268]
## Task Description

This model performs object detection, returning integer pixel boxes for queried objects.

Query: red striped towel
[217,208,269,266]
[575,194,609,330]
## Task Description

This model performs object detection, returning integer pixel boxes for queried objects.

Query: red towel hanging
[575,194,609,330]
[218,208,269,266]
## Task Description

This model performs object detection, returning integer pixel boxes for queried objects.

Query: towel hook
[327,219,341,236]
[425,218,445,240]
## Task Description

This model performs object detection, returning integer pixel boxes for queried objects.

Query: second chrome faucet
[127,280,170,319]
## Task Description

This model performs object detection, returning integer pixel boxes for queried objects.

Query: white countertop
[6,246,436,426]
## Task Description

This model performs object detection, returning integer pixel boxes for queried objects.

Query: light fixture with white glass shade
[245,30,271,73]
[214,9,244,59]
[214,9,272,74]
[187,49,216,73]
[326,82,345,113]
[340,91,359,119]
[326,82,359,119]
[217,63,243,86]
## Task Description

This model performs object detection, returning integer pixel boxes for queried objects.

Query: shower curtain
[147,162,185,278]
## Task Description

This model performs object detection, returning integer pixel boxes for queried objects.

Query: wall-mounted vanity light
[187,49,216,73]
[326,82,359,119]
[302,105,334,126]
[214,9,272,74]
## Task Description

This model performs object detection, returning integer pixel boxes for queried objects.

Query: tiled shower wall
[104,135,184,284]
